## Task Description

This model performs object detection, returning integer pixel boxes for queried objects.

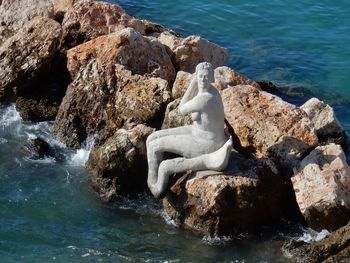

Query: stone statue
[147,62,233,198]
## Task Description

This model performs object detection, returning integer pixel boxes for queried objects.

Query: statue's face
[197,69,210,88]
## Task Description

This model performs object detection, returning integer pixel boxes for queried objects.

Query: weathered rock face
[161,98,192,129]
[282,223,350,263]
[291,144,350,231]
[0,25,14,46]
[52,0,74,14]
[87,124,154,202]
[171,71,193,99]
[163,152,299,235]
[222,85,318,167]
[0,16,62,101]
[66,27,176,84]
[53,61,171,148]
[0,0,54,30]
[157,31,228,73]
[301,98,345,144]
[214,66,260,90]
[61,0,166,49]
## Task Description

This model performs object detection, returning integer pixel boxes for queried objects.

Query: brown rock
[61,0,167,49]
[163,152,299,235]
[214,66,260,90]
[301,98,345,144]
[0,25,14,46]
[291,144,350,231]
[171,71,193,99]
[222,85,318,167]
[66,27,176,84]
[53,61,171,148]
[52,0,74,14]
[157,31,228,73]
[0,16,62,101]
[282,223,350,263]
[0,0,54,30]
[161,98,192,129]
[87,124,154,202]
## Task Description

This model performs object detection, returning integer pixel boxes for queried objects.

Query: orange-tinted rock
[222,85,318,167]
[291,143,350,231]
[66,27,176,84]
[53,62,171,148]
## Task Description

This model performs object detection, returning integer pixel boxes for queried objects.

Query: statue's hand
[191,112,200,121]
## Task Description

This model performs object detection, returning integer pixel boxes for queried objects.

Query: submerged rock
[156,31,228,73]
[53,61,171,149]
[292,143,350,231]
[163,152,299,235]
[61,0,167,49]
[87,124,153,201]
[66,27,176,84]
[0,16,62,101]
[282,223,350,263]
[0,0,54,30]
[222,85,318,168]
[301,97,345,144]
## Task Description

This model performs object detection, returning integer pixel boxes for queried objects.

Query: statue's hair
[195,62,214,83]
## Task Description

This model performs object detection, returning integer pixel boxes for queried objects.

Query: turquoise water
[1,1,350,262]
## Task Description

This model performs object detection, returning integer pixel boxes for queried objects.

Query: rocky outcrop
[222,85,318,168]
[161,98,192,129]
[52,0,74,14]
[163,152,299,235]
[156,31,228,73]
[61,0,167,49]
[301,98,345,144]
[214,66,260,90]
[0,16,62,101]
[291,144,350,231]
[282,223,350,263]
[0,0,54,30]
[87,124,153,202]
[53,62,171,148]
[66,27,176,84]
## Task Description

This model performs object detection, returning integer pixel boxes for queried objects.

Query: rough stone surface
[61,0,167,49]
[66,27,176,84]
[157,31,228,73]
[0,25,14,46]
[222,85,318,167]
[0,16,62,101]
[87,124,154,202]
[282,223,350,263]
[161,98,192,129]
[291,143,350,231]
[301,98,345,144]
[171,71,193,99]
[0,0,54,30]
[163,152,299,235]
[52,0,74,14]
[214,66,260,90]
[53,61,171,149]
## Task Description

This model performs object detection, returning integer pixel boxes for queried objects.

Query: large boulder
[163,152,299,235]
[87,124,153,202]
[0,0,54,30]
[0,16,62,101]
[291,143,350,231]
[52,0,74,14]
[53,61,171,149]
[66,27,176,84]
[282,223,350,263]
[156,31,228,73]
[61,0,167,49]
[222,85,318,168]
[301,98,345,144]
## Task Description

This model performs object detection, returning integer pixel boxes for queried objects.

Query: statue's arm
[179,94,208,115]
[179,74,198,108]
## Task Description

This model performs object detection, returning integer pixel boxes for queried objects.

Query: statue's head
[196,62,214,89]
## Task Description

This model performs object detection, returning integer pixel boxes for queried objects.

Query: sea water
[1,1,350,262]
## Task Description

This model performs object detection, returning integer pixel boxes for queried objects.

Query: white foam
[161,210,178,227]
[297,228,330,243]
[0,104,22,129]
[202,235,232,246]
[68,136,96,166]
[0,138,7,144]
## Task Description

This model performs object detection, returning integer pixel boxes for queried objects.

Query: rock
[291,143,350,231]
[171,71,193,99]
[66,27,176,84]
[0,16,62,101]
[87,124,154,202]
[161,98,192,129]
[61,0,167,49]
[157,31,228,73]
[0,25,14,46]
[282,223,350,263]
[53,61,171,149]
[0,0,54,30]
[163,152,300,235]
[23,138,51,158]
[256,80,279,93]
[222,85,318,168]
[52,0,74,14]
[301,98,345,144]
